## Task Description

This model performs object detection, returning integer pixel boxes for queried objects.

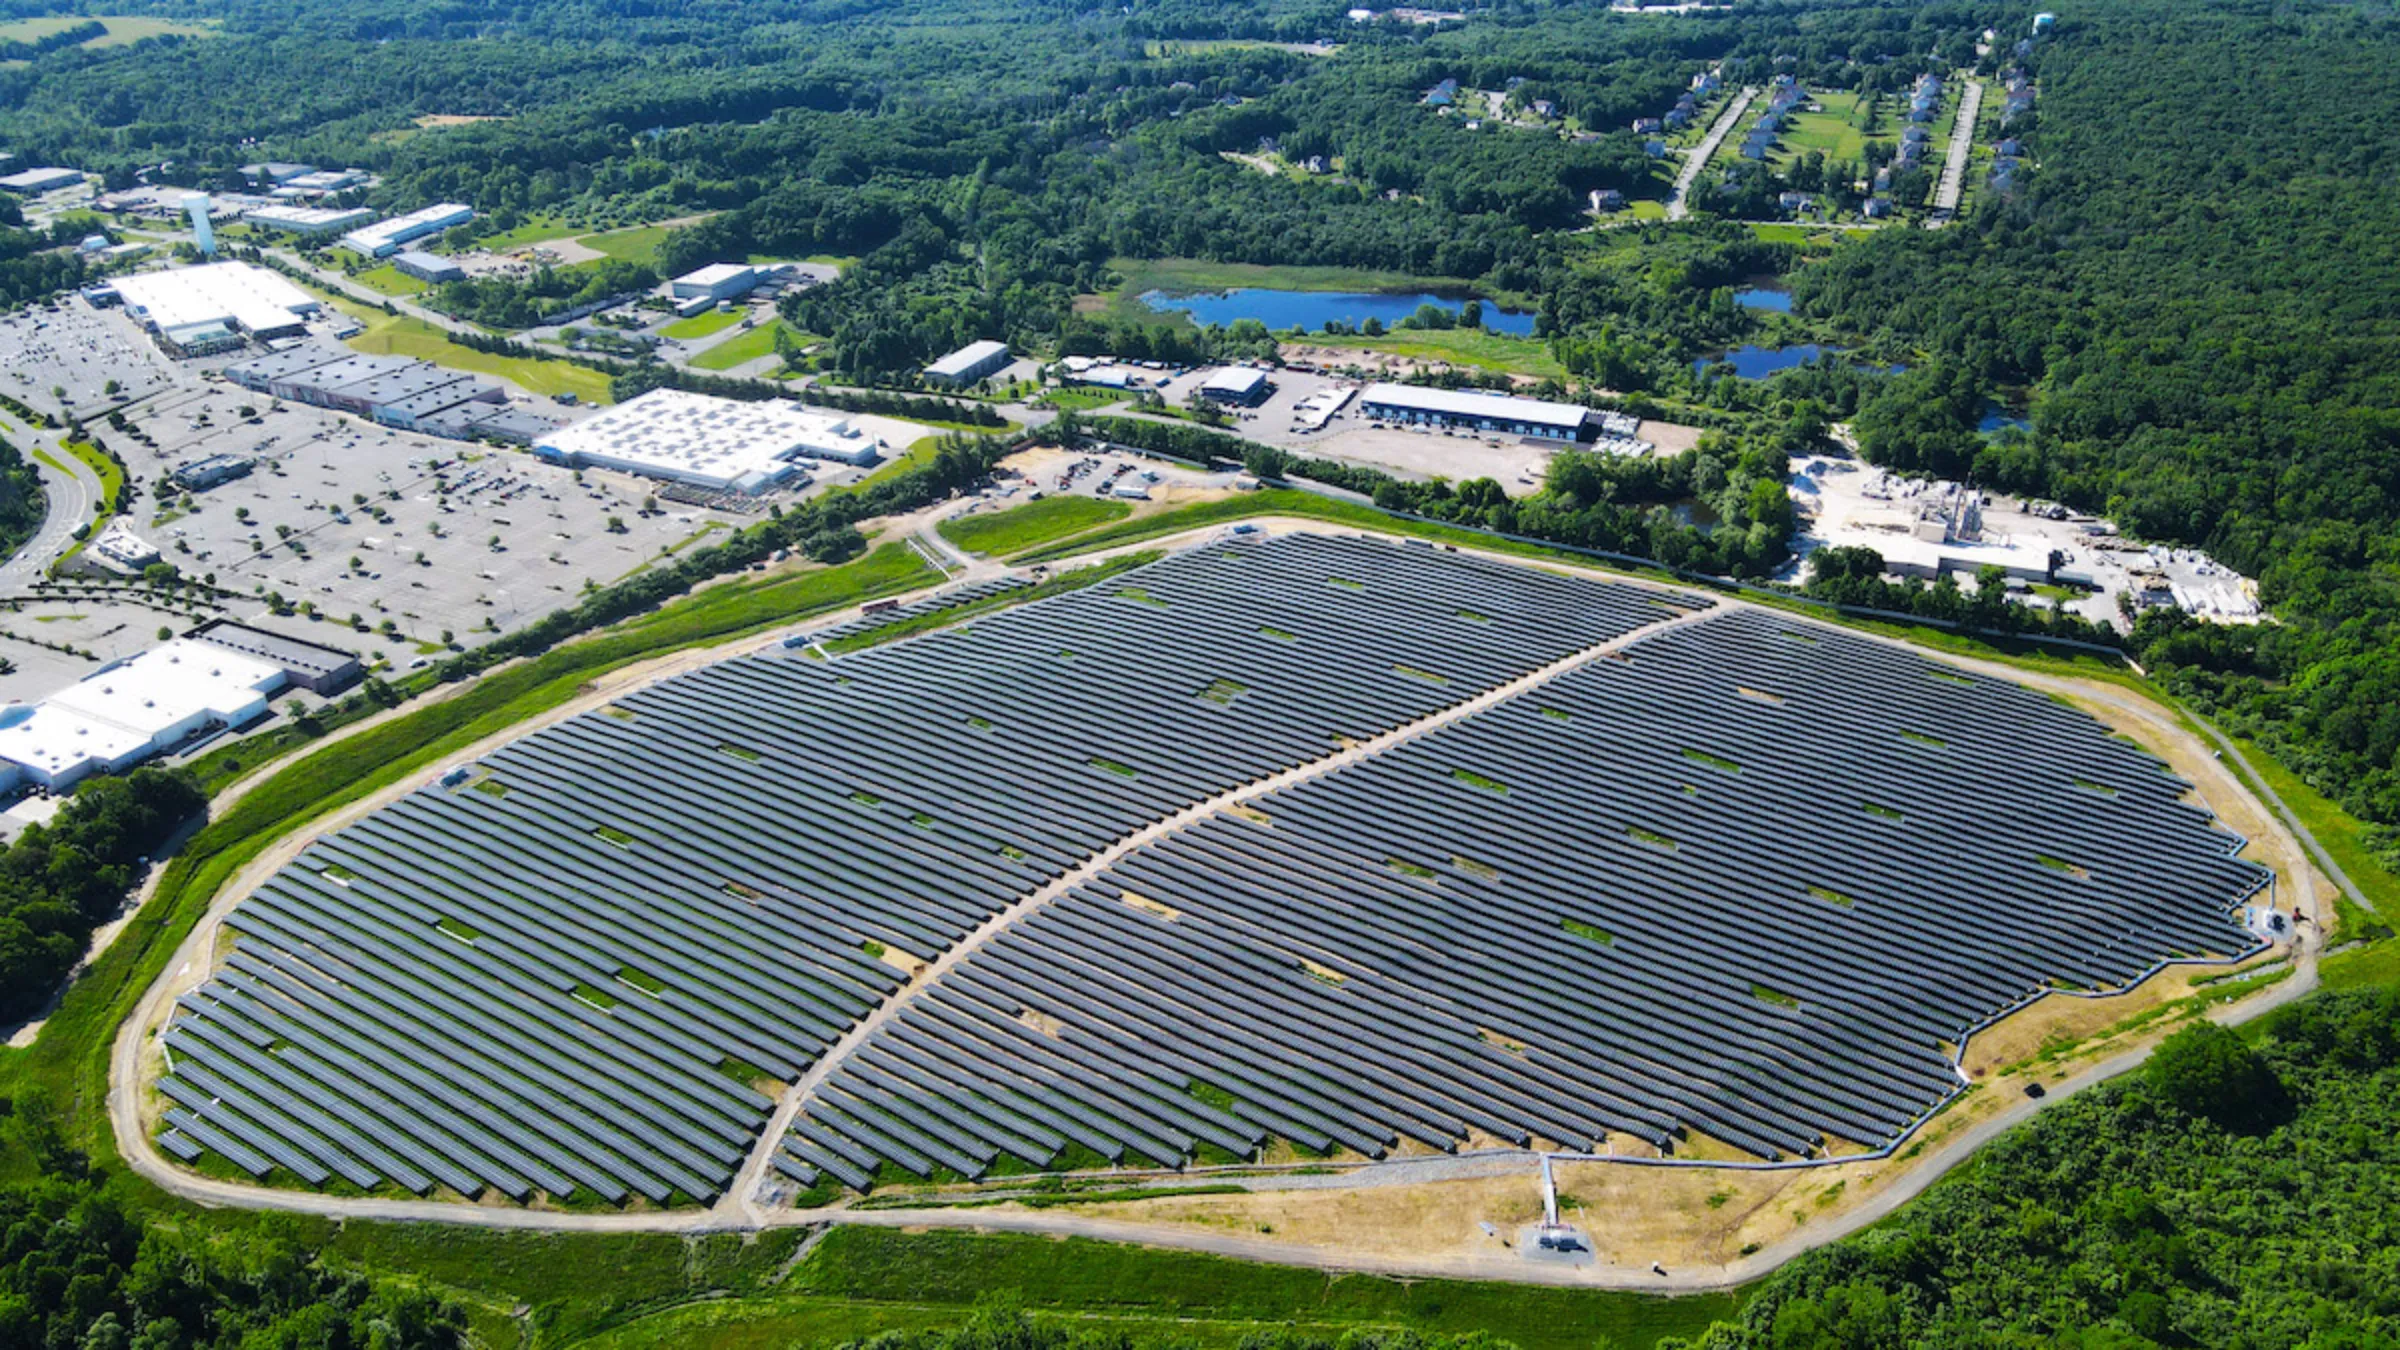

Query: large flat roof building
[340,203,474,258]
[668,263,759,303]
[534,388,884,492]
[0,639,285,791]
[1356,382,1592,441]
[244,204,376,238]
[0,167,84,195]
[1199,366,1271,405]
[189,620,362,695]
[924,339,1011,386]
[113,262,320,343]
[391,250,465,283]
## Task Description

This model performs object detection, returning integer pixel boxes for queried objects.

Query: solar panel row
[778,609,2269,1184]
[154,534,1692,1201]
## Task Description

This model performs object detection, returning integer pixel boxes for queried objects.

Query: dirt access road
[104,515,2334,1292]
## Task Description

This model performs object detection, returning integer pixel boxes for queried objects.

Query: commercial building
[339,203,474,258]
[668,263,759,303]
[0,640,286,792]
[221,345,537,442]
[1198,366,1271,405]
[84,522,162,575]
[1357,382,1592,441]
[243,204,377,238]
[391,250,465,283]
[533,388,883,493]
[239,162,315,187]
[923,339,1012,387]
[189,620,362,695]
[281,169,366,196]
[113,262,320,350]
[0,167,83,195]
[171,454,253,492]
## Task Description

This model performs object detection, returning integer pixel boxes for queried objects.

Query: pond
[1139,287,1538,337]
[1978,405,2032,435]
[1693,343,1844,378]
[1732,284,1793,313]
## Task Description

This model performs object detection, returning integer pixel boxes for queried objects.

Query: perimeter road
[1667,86,1756,221]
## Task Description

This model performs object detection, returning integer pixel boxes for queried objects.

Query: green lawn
[2224,737,2400,934]
[1036,386,1131,413]
[579,224,676,267]
[352,263,430,297]
[690,319,812,372]
[0,14,217,45]
[661,307,744,340]
[476,216,580,252]
[937,496,1132,556]
[1325,326,1566,379]
[330,296,615,404]
[1769,90,1885,167]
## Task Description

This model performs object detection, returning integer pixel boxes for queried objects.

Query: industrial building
[1198,366,1271,405]
[243,205,376,238]
[669,263,759,304]
[220,345,533,441]
[390,250,465,284]
[188,620,362,695]
[534,389,882,492]
[0,639,286,792]
[923,339,1012,387]
[340,203,473,258]
[1357,382,1593,441]
[112,262,320,354]
[170,454,253,492]
[278,169,366,196]
[0,167,83,195]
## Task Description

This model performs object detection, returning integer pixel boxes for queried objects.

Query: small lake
[1978,406,2032,435]
[1732,285,1793,313]
[1140,287,1538,337]
[1694,343,1843,378]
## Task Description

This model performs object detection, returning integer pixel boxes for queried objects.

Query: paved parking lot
[0,303,179,416]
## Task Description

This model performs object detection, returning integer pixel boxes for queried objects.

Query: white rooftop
[244,204,374,232]
[1202,366,1269,394]
[925,340,1011,379]
[0,167,83,192]
[340,202,473,255]
[0,705,152,780]
[46,640,284,741]
[1359,381,1591,429]
[674,262,755,288]
[113,262,320,335]
[536,389,882,490]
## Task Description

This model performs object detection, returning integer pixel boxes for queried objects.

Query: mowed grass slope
[938,496,1131,556]
[329,296,614,404]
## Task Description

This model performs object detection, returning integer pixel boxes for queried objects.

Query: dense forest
[0,769,202,1027]
[1669,987,2400,1348]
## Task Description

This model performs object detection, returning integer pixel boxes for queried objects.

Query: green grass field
[580,224,675,267]
[689,320,817,372]
[352,263,431,297]
[475,216,580,251]
[1037,386,1130,413]
[329,296,615,404]
[0,14,216,47]
[1324,326,1566,378]
[660,307,745,340]
[2223,737,2400,939]
[1769,90,1886,167]
[937,496,1132,556]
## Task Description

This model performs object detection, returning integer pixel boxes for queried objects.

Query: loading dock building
[189,620,362,695]
[243,205,376,238]
[340,203,474,258]
[923,339,1012,387]
[0,639,286,792]
[391,250,465,284]
[0,167,83,195]
[668,263,760,304]
[1198,366,1272,405]
[1357,382,1593,441]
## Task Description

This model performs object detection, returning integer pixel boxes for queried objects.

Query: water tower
[183,193,215,258]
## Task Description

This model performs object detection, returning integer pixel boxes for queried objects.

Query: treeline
[1804,545,2127,649]
[1065,411,1798,578]
[1669,986,2400,1347]
[0,769,204,1026]
[423,259,653,329]
[0,20,104,64]
[1785,0,2400,854]
[0,1116,463,1349]
[0,438,44,564]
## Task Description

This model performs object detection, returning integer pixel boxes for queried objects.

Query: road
[1931,76,1984,221]
[0,415,104,587]
[1666,86,1755,221]
[267,249,477,335]
[102,512,2343,1290]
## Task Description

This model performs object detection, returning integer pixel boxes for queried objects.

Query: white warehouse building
[669,263,760,303]
[340,203,474,258]
[923,340,1011,387]
[243,204,376,238]
[1356,382,1593,441]
[0,640,286,792]
[533,388,884,493]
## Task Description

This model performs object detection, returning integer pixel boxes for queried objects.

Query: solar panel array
[778,608,2270,1187]
[154,534,1695,1202]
